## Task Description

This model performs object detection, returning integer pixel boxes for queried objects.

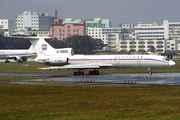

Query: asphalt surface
[2,73,180,86]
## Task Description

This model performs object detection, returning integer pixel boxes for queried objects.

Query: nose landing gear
[149,71,152,75]
[148,68,152,75]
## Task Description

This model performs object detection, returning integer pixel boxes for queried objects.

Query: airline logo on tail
[25,12,29,15]
[41,44,47,50]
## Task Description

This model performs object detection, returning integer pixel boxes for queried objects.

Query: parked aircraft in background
[24,36,175,75]
[0,45,36,63]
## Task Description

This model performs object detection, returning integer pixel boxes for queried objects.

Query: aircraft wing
[6,54,36,62]
[36,64,113,70]
[8,54,36,58]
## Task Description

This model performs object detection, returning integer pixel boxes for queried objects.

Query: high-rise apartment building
[16,11,54,31]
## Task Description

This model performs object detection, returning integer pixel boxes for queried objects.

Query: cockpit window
[163,57,169,61]
[166,58,170,61]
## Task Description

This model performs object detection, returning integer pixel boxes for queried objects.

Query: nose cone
[169,60,176,66]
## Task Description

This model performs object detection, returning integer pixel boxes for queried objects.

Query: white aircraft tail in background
[25,36,176,75]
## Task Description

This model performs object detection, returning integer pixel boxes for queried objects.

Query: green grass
[0,60,180,119]
[0,83,180,120]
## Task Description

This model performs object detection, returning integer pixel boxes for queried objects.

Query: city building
[133,21,166,40]
[63,18,81,24]
[108,33,120,51]
[118,39,166,52]
[0,19,13,36]
[13,27,51,37]
[51,19,85,40]
[88,24,133,45]
[16,11,54,31]
[85,18,111,35]
[110,20,180,53]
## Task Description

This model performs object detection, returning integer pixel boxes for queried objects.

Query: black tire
[73,72,77,75]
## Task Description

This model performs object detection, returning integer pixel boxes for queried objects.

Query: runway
[2,73,180,85]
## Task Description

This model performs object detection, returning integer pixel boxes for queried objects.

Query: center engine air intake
[46,57,69,65]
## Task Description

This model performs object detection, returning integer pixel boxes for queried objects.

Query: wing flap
[37,64,113,70]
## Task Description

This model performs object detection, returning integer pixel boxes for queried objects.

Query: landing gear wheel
[95,71,99,75]
[73,71,84,75]
[73,72,77,75]
[89,71,99,75]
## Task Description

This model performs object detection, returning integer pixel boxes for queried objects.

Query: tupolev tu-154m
[24,36,175,75]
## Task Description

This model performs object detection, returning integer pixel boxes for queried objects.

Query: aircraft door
[115,56,120,67]
[137,56,141,65]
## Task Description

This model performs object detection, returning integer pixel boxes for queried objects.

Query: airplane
[0,45,36,63]
[24,36,175,75]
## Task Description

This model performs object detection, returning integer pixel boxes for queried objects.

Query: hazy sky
[1,0,180,28]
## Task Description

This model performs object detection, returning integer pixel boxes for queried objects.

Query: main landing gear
[89,69,99,75]
[73,71,84,75]
[5,59,10,63]
[73,69,84,75]
[89,70,99,75]
[73,69,100,75]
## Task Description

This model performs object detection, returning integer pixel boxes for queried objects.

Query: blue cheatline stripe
[69,58,168,63]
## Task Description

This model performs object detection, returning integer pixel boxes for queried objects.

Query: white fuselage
[0,50,36,61]
[35,54,174,68]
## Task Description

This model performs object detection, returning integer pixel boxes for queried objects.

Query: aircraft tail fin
[28,45,35,51]
[11,36,73,56]
[25,37,54,56]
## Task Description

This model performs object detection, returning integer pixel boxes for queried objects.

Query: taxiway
[2,73,180,86]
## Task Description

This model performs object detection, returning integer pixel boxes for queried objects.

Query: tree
[46,38,67,48]
[0,35,31,49]
[64,35,102,54]
[95,39,104,49]
[0,35,8,49]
